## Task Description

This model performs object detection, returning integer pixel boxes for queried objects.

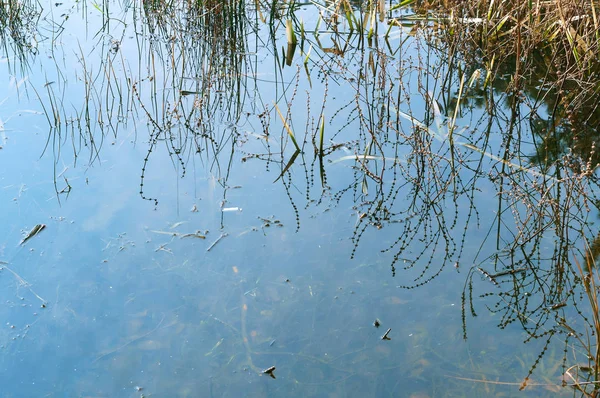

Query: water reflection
[1,0,600,396]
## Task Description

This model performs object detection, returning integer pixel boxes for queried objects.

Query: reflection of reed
[586,231,600,268]
[0,0,39,72]
[258,10,600,390]
[40,1,255,208]
[22,1,600,391]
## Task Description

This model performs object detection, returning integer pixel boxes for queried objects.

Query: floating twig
[381,328,391,340]
[550,302,567,310]
[151,230,206,239]
[489,268,527,278]
[476,267,499,286]
[207,233,228,252]
[180,232,206,239]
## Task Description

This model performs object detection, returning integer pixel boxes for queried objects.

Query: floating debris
[476,267,499,286]
[19,224,46,246]
[263,366,276,379]
[489,268,527,278]
[190,204,198,212]
[207,233,228,252]
[258,216,283,228]
[154,244,172,254]
[222,207,242,213]
[169,221,188,229]
[204,338,224,357]
[151,230,206,239]
[373,319,381,328]
[180,231,206,239]
[381,328,391,340]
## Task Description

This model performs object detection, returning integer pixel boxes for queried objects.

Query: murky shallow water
[0,1,597,397]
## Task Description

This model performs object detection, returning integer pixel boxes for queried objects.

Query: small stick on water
[381,328,391,340]
[207,233,228,252]
[550,302,567,310]
[489,268,527,278]
[476,267,499,286]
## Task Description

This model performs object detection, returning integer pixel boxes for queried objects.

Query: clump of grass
[413,0,600,89]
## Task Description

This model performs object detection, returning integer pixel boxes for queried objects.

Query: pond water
[1,1,599,397]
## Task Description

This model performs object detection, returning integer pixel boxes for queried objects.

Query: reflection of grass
[566,247,600,397]
[397,101,557,182]
[461,236,600,395]
[0,0,40,72]
[11,2,600,396]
